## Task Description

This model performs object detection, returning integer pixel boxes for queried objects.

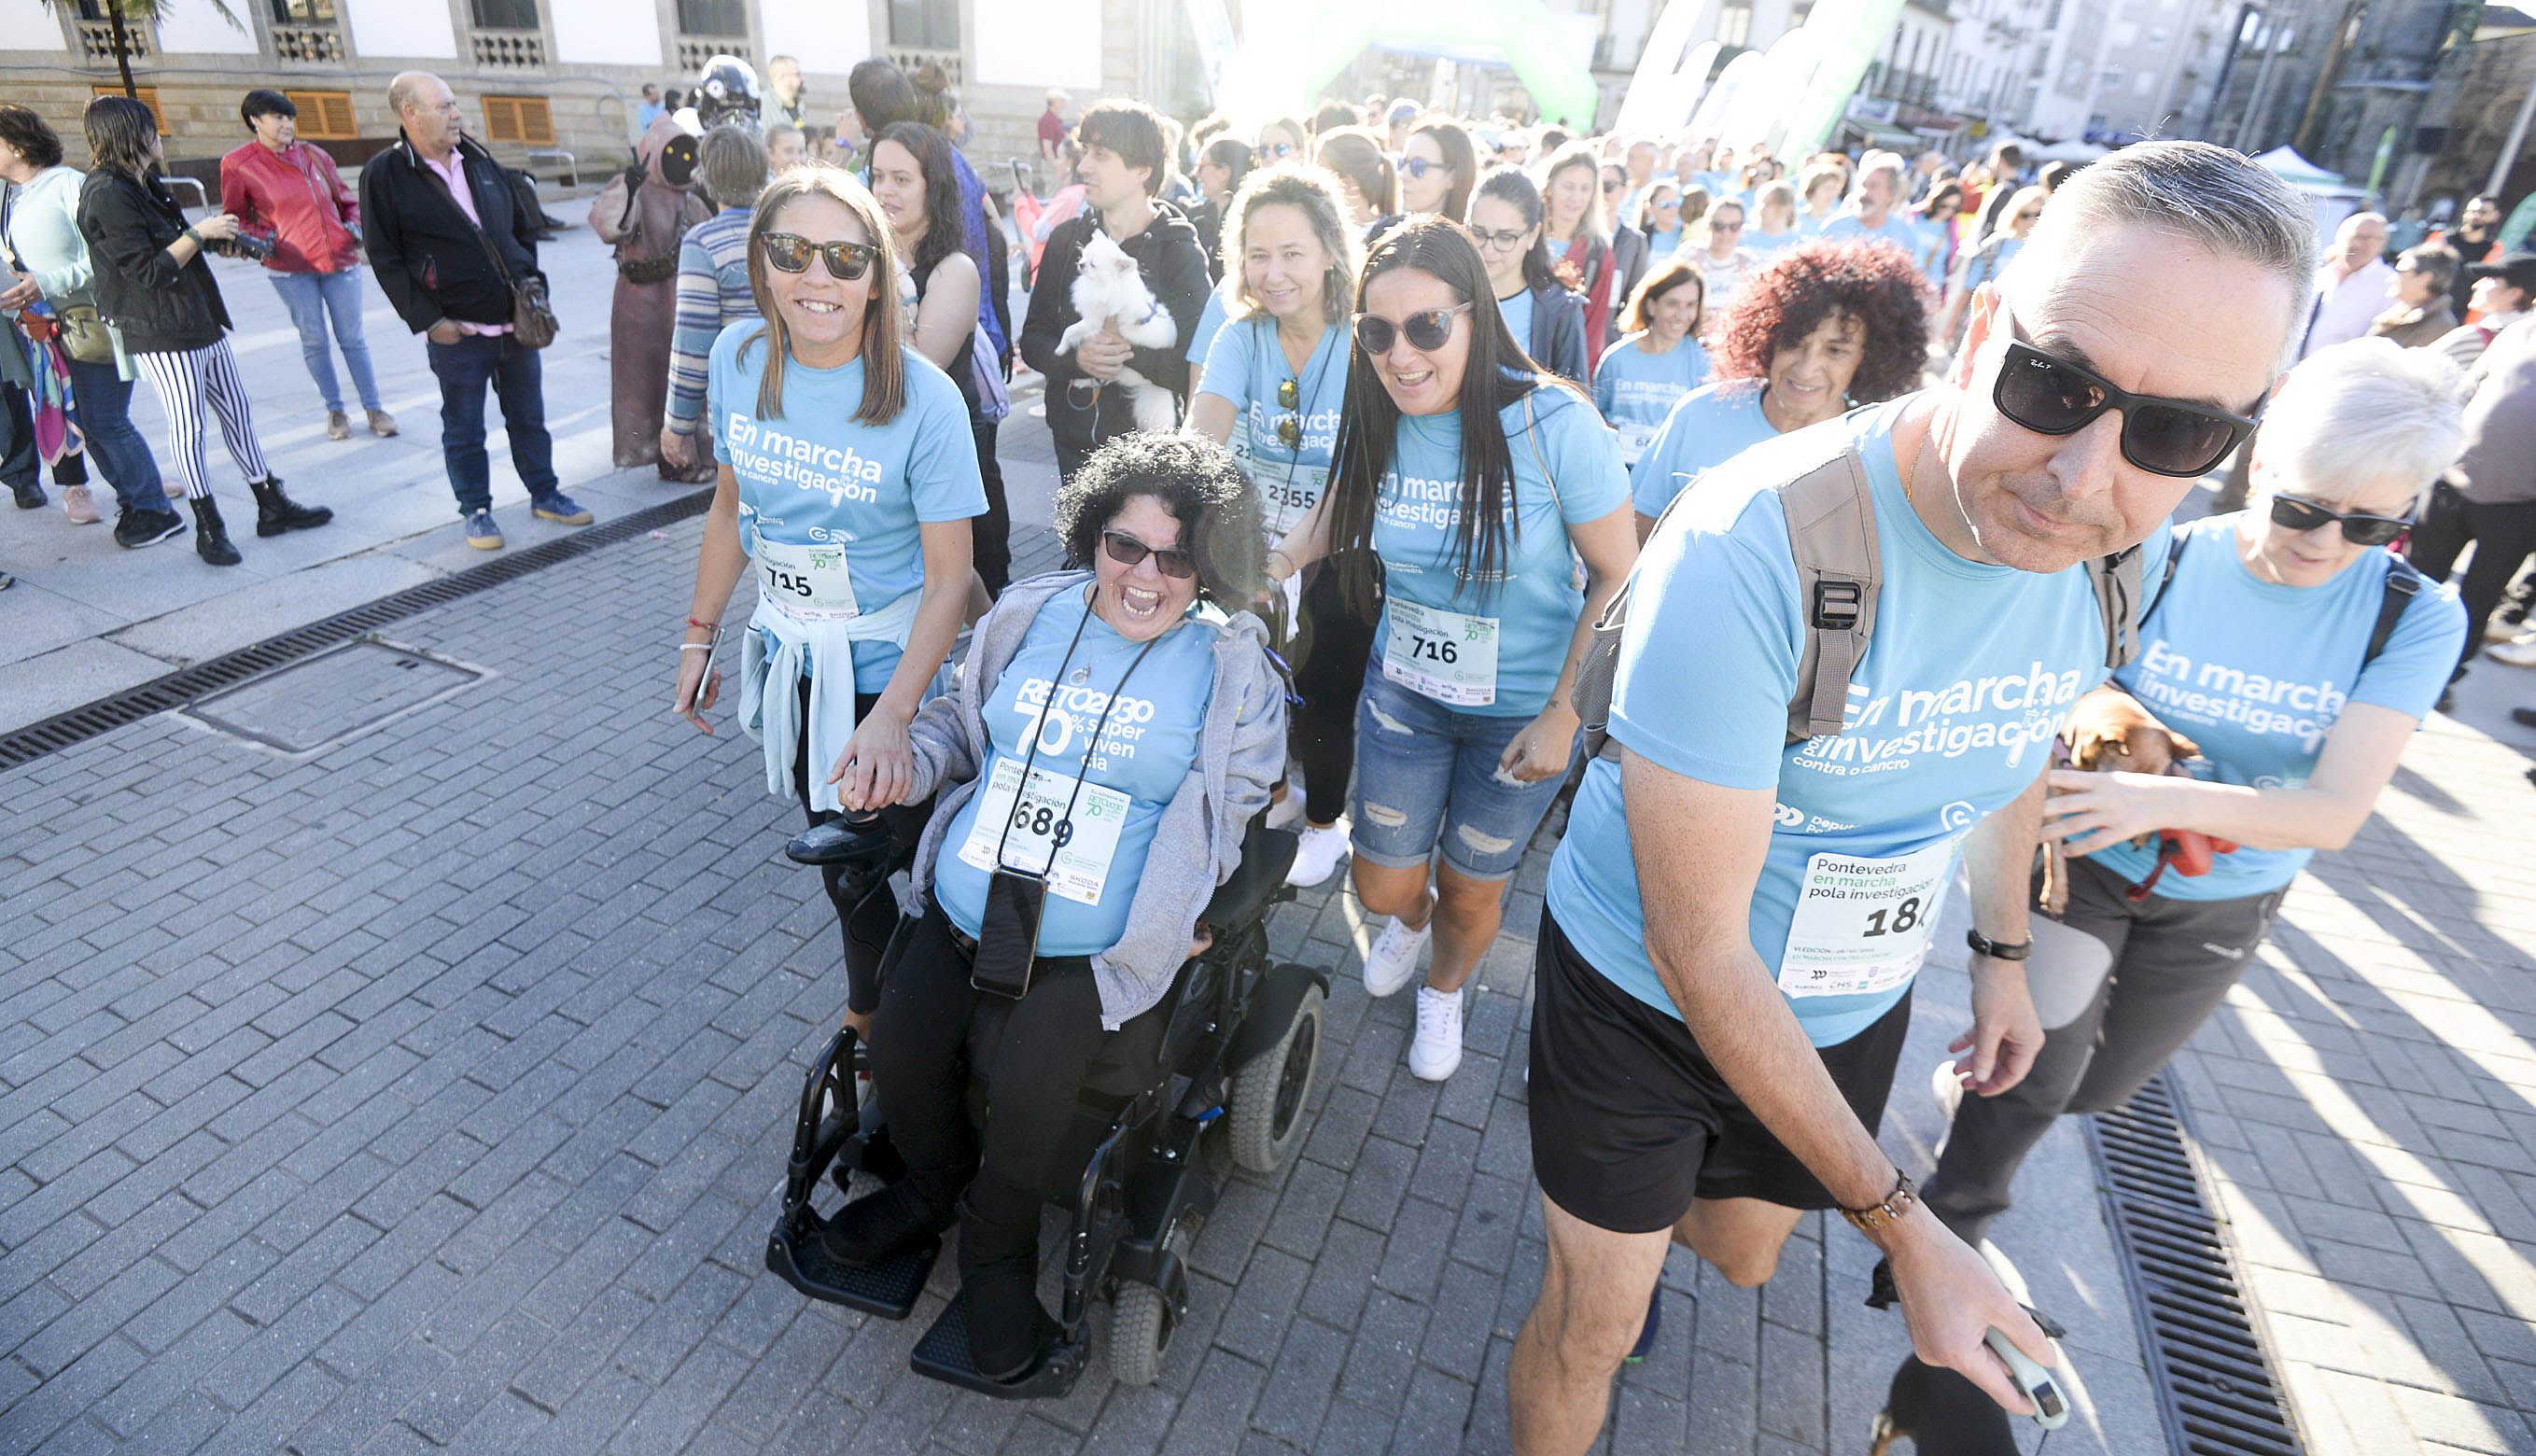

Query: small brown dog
[2042,689,2201,916]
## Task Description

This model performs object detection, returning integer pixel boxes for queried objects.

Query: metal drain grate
[0,488,710,772]
[2087,1071,2305,1456]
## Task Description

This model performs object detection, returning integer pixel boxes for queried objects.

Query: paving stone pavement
[6,460,2535,1451]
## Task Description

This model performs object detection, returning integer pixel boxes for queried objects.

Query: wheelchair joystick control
[1984,1327,2068,1430]
[789,810,893,868]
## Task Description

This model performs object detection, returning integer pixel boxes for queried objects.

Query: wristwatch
[1840,1169,1919,1234]
[1965,928,2033,961]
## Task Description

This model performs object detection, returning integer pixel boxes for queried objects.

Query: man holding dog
[1017,99,1211,482]
[1507,142,2319,1455]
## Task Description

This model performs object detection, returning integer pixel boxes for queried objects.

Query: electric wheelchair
[764,808,1328,1396]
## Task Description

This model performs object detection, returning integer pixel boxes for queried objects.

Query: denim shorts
[1349,665,1573,882]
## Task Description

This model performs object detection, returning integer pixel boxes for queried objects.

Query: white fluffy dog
[1054,231,1179,432]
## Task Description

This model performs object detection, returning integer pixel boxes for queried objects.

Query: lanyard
[987,592,1161,878]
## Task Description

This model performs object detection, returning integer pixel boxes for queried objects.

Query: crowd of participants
[6,56,2533,1451]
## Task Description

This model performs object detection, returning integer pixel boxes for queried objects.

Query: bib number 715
[765,568,815,599]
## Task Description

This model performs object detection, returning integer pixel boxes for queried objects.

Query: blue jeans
[65,357,173,513]
[269,266,381,413]
[1349,664,1575,882]
[425,332,557,514]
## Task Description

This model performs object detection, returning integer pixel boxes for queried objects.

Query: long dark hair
[875,120,962,286]
[1472,167,1554,290]
[1408,119,1478,223]
[1324,217,1565,615]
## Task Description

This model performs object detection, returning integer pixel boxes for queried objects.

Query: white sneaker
[1930,1058,1966,1121]
[2488,631,2536,668]
[1362,916,1430,997]
[1408,985,1464,1081]
[1285,819,1351,889]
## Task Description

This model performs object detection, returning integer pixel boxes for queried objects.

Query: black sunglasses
[1101,528,1197,579]
[1353,301,1470,355]
[1394,156,1445,180]
[2269,493,2413,547]
[761,232,880,281]
[1993,338,2261,479]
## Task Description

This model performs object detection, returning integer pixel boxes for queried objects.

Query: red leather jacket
[219,139,361,273]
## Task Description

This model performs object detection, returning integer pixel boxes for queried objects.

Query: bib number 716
[1408,635,1459,665]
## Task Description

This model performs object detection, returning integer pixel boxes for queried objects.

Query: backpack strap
[2083,539,2149,672]
[1782,448,1881,742]
[2365,552,2424,668]
[1573,473,1696,763]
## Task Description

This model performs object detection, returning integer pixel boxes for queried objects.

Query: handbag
[1,185,114,367]
[967,609,1160,998]
[418,150,558,349]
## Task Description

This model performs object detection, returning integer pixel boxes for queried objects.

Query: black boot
[820,1173,957,1268]
[190,497,241,567]
[247,475,332,537]
[1869,1355,2019,1456]
[956,1169,1058,1380]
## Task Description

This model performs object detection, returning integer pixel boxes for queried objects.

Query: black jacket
[1524,279,1590,389]
[76,169,231,355]
[1018,199,1212,454]
[360,133,542,333]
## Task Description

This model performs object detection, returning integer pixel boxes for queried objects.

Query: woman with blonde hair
[673,163,986,1035]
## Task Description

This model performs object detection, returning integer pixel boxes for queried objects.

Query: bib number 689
[1861,897,1924,938]
[1012,800,1073,847]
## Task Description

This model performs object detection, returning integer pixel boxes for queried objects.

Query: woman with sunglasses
[1537,142,1616,375]
[1632,239,1927,537]
[1937,184,2046,352]
[1915,338,2468,1305]
[822,433,1283,1383]
[1394,119,1478,233]
[1256,117,1309,166]
[1467,168,1589,387]
[1688,197,1758,313]
[1632,182,1687,260]
[674,164,986,1036]
[1187,166,1367,889]
[1263,217,1636,1083]
[1594,260,1710,465]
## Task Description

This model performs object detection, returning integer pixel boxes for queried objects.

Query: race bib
[957,757,1132,906]
[1257,463,1329,540]
[1383,598,1499,707]
[1617,422,1660,467]
[1776,837,1959,1000]
[756,536,862,621]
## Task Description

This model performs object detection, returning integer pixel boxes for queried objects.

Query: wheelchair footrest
[764,1216,938,1321]
[909,1293,1085,1399]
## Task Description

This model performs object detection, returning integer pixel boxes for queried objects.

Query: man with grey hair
[362,71,592,551]
[1819,151,1923,263]
[2303,210,2394,359]
[1506,141,2316,1455]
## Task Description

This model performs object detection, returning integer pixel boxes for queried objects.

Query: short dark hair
[1079,100,1169,196]
[1621,257,1703,335]
[0,105,65,170]
[83,93,159,177]
[241,89,297,130]
[1054,433,1265,604]
[848,58,918,132]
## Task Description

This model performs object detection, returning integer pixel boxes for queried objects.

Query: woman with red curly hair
[1628,238,1927,538]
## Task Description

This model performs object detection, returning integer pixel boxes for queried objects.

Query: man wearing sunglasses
[1509,141,2319,1454]
[1018,100,1212,482]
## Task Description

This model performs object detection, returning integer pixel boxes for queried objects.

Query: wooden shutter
[480,96,555,147]
[94,86,168,135]
[285,90,357,141]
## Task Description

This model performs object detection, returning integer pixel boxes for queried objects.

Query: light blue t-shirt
[1958,235,2024,294]
[1646,226,1684,259]
[932,588,1218,954]
[1819,212,1926,261]
[709,325,988,692]
[1744,225,1805,258]
[1593,333,1713,436]
[1198,313,1349,539]
[2092,512,2464,901]
[1371,383,1631,719]
[1546,398,2175,1045]
[1629,379,1783,519]
[1497,286,1535,355]
[1186,279,1235,366]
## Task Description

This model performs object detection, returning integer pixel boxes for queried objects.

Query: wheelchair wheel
[1228,984,1323,1173]
[1108,1225,1190,1386]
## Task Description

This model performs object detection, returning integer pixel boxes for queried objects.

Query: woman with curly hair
[1630,238,1927,536]
[820,432,1283,1382]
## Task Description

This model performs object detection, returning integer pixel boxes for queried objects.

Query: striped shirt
[666,207,756,434]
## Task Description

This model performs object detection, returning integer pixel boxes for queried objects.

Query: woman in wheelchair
[823,432,1286,1380]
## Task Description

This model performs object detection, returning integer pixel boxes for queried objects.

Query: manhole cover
[182,638,486,754]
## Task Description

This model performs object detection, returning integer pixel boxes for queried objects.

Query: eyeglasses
[1265,142,1296,159]
[1712,219,1744,232]
[1353,301,1469,354]
[1992,335,2261,479]
[1101,528,1197,579]
[1469,226,1530,251]
[1395,156,1445,180]
[2268,493,2413,546]
[761,232,879,280]
[1603,179,1624,193]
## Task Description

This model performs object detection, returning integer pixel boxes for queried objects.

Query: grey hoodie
[895,570,1287,1028]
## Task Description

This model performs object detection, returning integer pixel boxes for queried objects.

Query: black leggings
[973,419,1013,596]
[1287,560,1380,827]
[2408,481,2536,677]
[868,904,1159,1195]
[789,682,893,1015]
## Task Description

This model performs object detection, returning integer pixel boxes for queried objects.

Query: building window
[888,0,958,49]
[268,0,337,21]
[675,0,747,36]
[469,0,539,30]
[94,85,168,133]
[286,90,357,138]
[1716,2,1752,49]
[481,94,556,145]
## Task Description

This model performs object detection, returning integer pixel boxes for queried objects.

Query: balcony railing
[472,28,546,68]
[677,35,749,71]
[271,21,344,63]
[888,47,961,85]
[77,18,151,63]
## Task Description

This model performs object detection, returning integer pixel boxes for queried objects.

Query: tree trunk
[106,0,137,97]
